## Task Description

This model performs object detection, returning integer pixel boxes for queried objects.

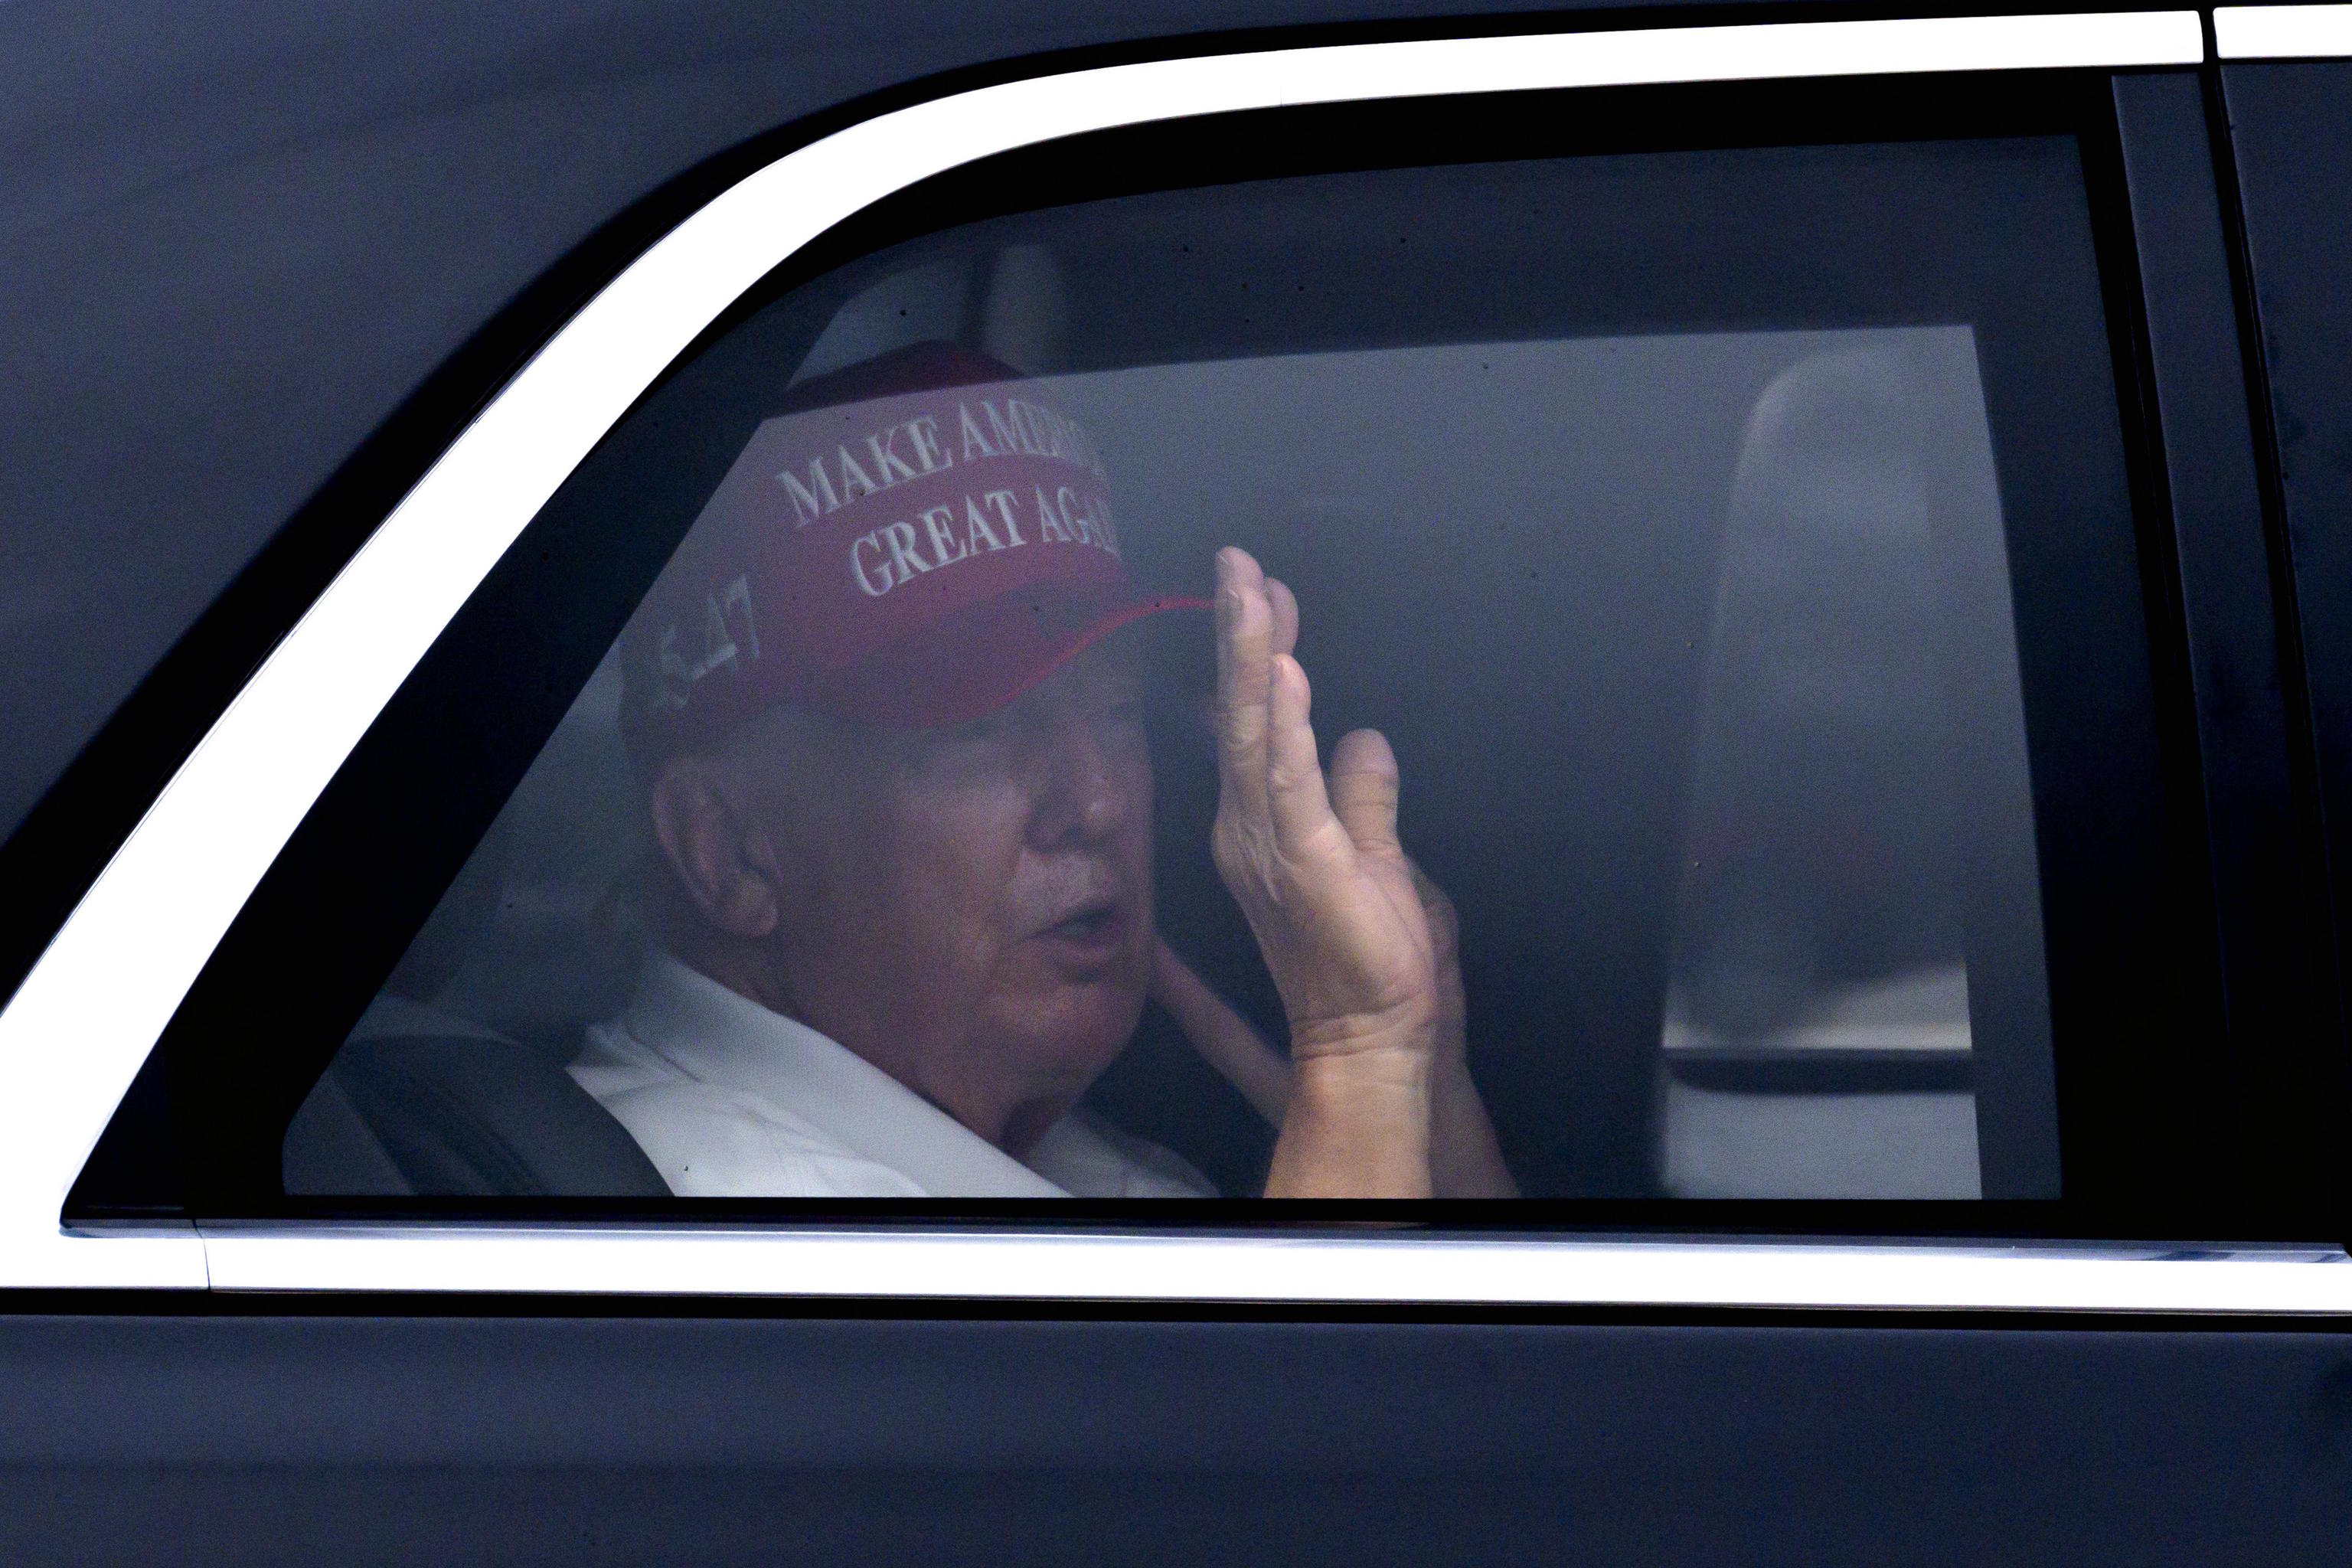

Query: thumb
[1328,728,1402,859]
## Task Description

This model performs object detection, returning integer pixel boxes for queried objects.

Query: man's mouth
[1034,896,1129,964]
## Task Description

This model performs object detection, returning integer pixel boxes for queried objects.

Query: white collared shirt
[570,953,1214,1198]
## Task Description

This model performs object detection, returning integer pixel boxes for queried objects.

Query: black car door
[5,9,2351,1565]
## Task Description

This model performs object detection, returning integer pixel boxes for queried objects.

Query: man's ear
[648,756,782,939]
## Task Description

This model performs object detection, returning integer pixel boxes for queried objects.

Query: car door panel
[4,1311,2352,1565]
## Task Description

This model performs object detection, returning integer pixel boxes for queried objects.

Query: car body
[4,2,2352,1560]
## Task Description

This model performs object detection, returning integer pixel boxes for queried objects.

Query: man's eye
[900,717,1011,776]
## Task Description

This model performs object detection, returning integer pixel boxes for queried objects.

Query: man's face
[730,635,1156,1142]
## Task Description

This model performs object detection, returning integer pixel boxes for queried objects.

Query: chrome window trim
[0,12,2210,1294]
[2214,4,2352,57]
[199,1227,2352,1314]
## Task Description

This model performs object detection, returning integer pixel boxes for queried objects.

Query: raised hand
[1153,877,1517,1195]
[1150,873,1461,1125]
[1207,546,1440,1197]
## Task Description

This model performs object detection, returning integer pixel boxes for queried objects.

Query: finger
[1406,859,1467,1046]
[1407,858,1460,965]
[1213,547,1273,825]
[1266,576,1300,662]
[1266,653,1344,856]
[1328,728,1403,860]
[1150,939,1292,1125]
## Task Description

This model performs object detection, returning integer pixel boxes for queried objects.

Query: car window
[119,81,2200,1214]
[335,322,2035,1207]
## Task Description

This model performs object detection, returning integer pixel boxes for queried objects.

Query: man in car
[575,347,1514,1198]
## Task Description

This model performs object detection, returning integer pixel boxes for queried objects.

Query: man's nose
[1027,710,1132,848]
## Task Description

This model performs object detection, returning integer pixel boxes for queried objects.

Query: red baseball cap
[620,344,1207,760]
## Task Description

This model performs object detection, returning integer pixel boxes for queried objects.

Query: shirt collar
[619,952,1067,1197]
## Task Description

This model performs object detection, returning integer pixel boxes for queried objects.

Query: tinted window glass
[119,86,2194,1216]
[332,322,2037,1204]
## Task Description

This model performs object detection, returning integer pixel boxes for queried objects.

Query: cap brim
[804,588,1212,730]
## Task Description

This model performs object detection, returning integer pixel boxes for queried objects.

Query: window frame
[2215,3,2352,59]
[155,82,2190,1225]
[2212,37,2352,1224]
[17,11,2334,1310]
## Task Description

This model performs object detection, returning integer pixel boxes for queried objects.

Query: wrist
[1289,1044,1432,1106]
[1285,998,1435,1065]
[1264,1048,1433,1199]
